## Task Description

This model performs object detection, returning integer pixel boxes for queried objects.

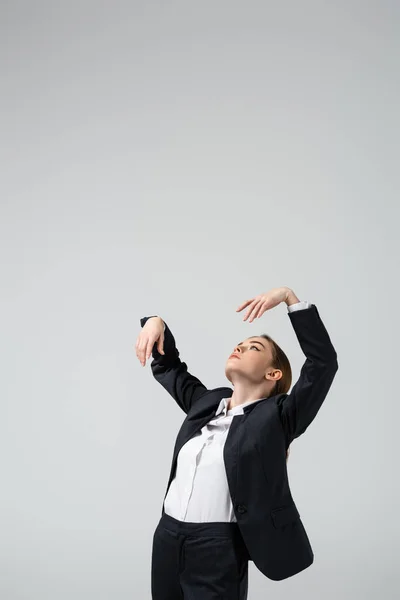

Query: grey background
[1,1,399,598]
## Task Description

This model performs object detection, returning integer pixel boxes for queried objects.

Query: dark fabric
[141,305,338,581]
[151,512,249,600]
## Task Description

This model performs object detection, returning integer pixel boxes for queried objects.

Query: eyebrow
[237,340,266,349]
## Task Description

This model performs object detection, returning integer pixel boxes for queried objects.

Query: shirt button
[236,504,247,514]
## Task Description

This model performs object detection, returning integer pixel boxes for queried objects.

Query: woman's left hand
[236,286,292,323]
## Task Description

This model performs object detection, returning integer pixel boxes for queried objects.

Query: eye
[250,345,260,351]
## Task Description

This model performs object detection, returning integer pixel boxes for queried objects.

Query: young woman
[135,286,338,599]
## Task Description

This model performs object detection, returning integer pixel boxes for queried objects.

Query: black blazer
[140,304,338,581]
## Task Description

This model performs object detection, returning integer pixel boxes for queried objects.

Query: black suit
[140,304,338,581]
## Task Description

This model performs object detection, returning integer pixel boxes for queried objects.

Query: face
[224,336,274,385]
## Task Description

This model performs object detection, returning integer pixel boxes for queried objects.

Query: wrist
[284,289,300,306]
[147,316,163,325]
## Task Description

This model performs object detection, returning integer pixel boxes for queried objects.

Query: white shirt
[163,300,311,522]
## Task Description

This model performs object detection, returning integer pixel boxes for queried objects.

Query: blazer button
[237,504,247,514]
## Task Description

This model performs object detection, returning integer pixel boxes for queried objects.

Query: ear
[265,368,283,381]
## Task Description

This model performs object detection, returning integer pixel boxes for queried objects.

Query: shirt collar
[215,396,265,417]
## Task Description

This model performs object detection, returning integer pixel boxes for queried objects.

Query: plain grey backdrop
[1,1,399,598]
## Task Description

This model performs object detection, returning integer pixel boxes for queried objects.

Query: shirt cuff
[287,300,311,313]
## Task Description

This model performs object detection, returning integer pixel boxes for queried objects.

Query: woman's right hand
[135,316,165,366]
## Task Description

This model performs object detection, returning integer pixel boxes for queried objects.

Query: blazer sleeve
[140,315,208,414]
[277,304,339,443]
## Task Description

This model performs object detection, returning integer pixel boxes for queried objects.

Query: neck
[228,381,272,409]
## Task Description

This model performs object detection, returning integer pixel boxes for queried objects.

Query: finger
[245,300,261,322]
[145,339,154,362]
[157,335,165,355]
[137,337,149,365]
[136,340,145,364]
[147,337,156,359]
[249,301,268,322]
[236,299,254,312]
[135,336,141,359]
[243,299,259,321]
[248,303,262,323]
[245,300,259,320]
[141,342,149,366]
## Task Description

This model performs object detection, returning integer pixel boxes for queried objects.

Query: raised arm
[276,300,338,443]
[138,315,208,414]
[236,287,338,444]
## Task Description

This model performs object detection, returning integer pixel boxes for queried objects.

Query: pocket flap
[271,504,300,528]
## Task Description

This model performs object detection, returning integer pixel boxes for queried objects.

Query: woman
[135,286,338,599]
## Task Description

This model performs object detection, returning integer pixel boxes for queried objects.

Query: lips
[229,354,240,360]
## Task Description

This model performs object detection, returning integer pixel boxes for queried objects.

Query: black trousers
[151,511,249,599]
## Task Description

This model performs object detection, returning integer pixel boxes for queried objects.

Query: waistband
[160,510,240,537]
